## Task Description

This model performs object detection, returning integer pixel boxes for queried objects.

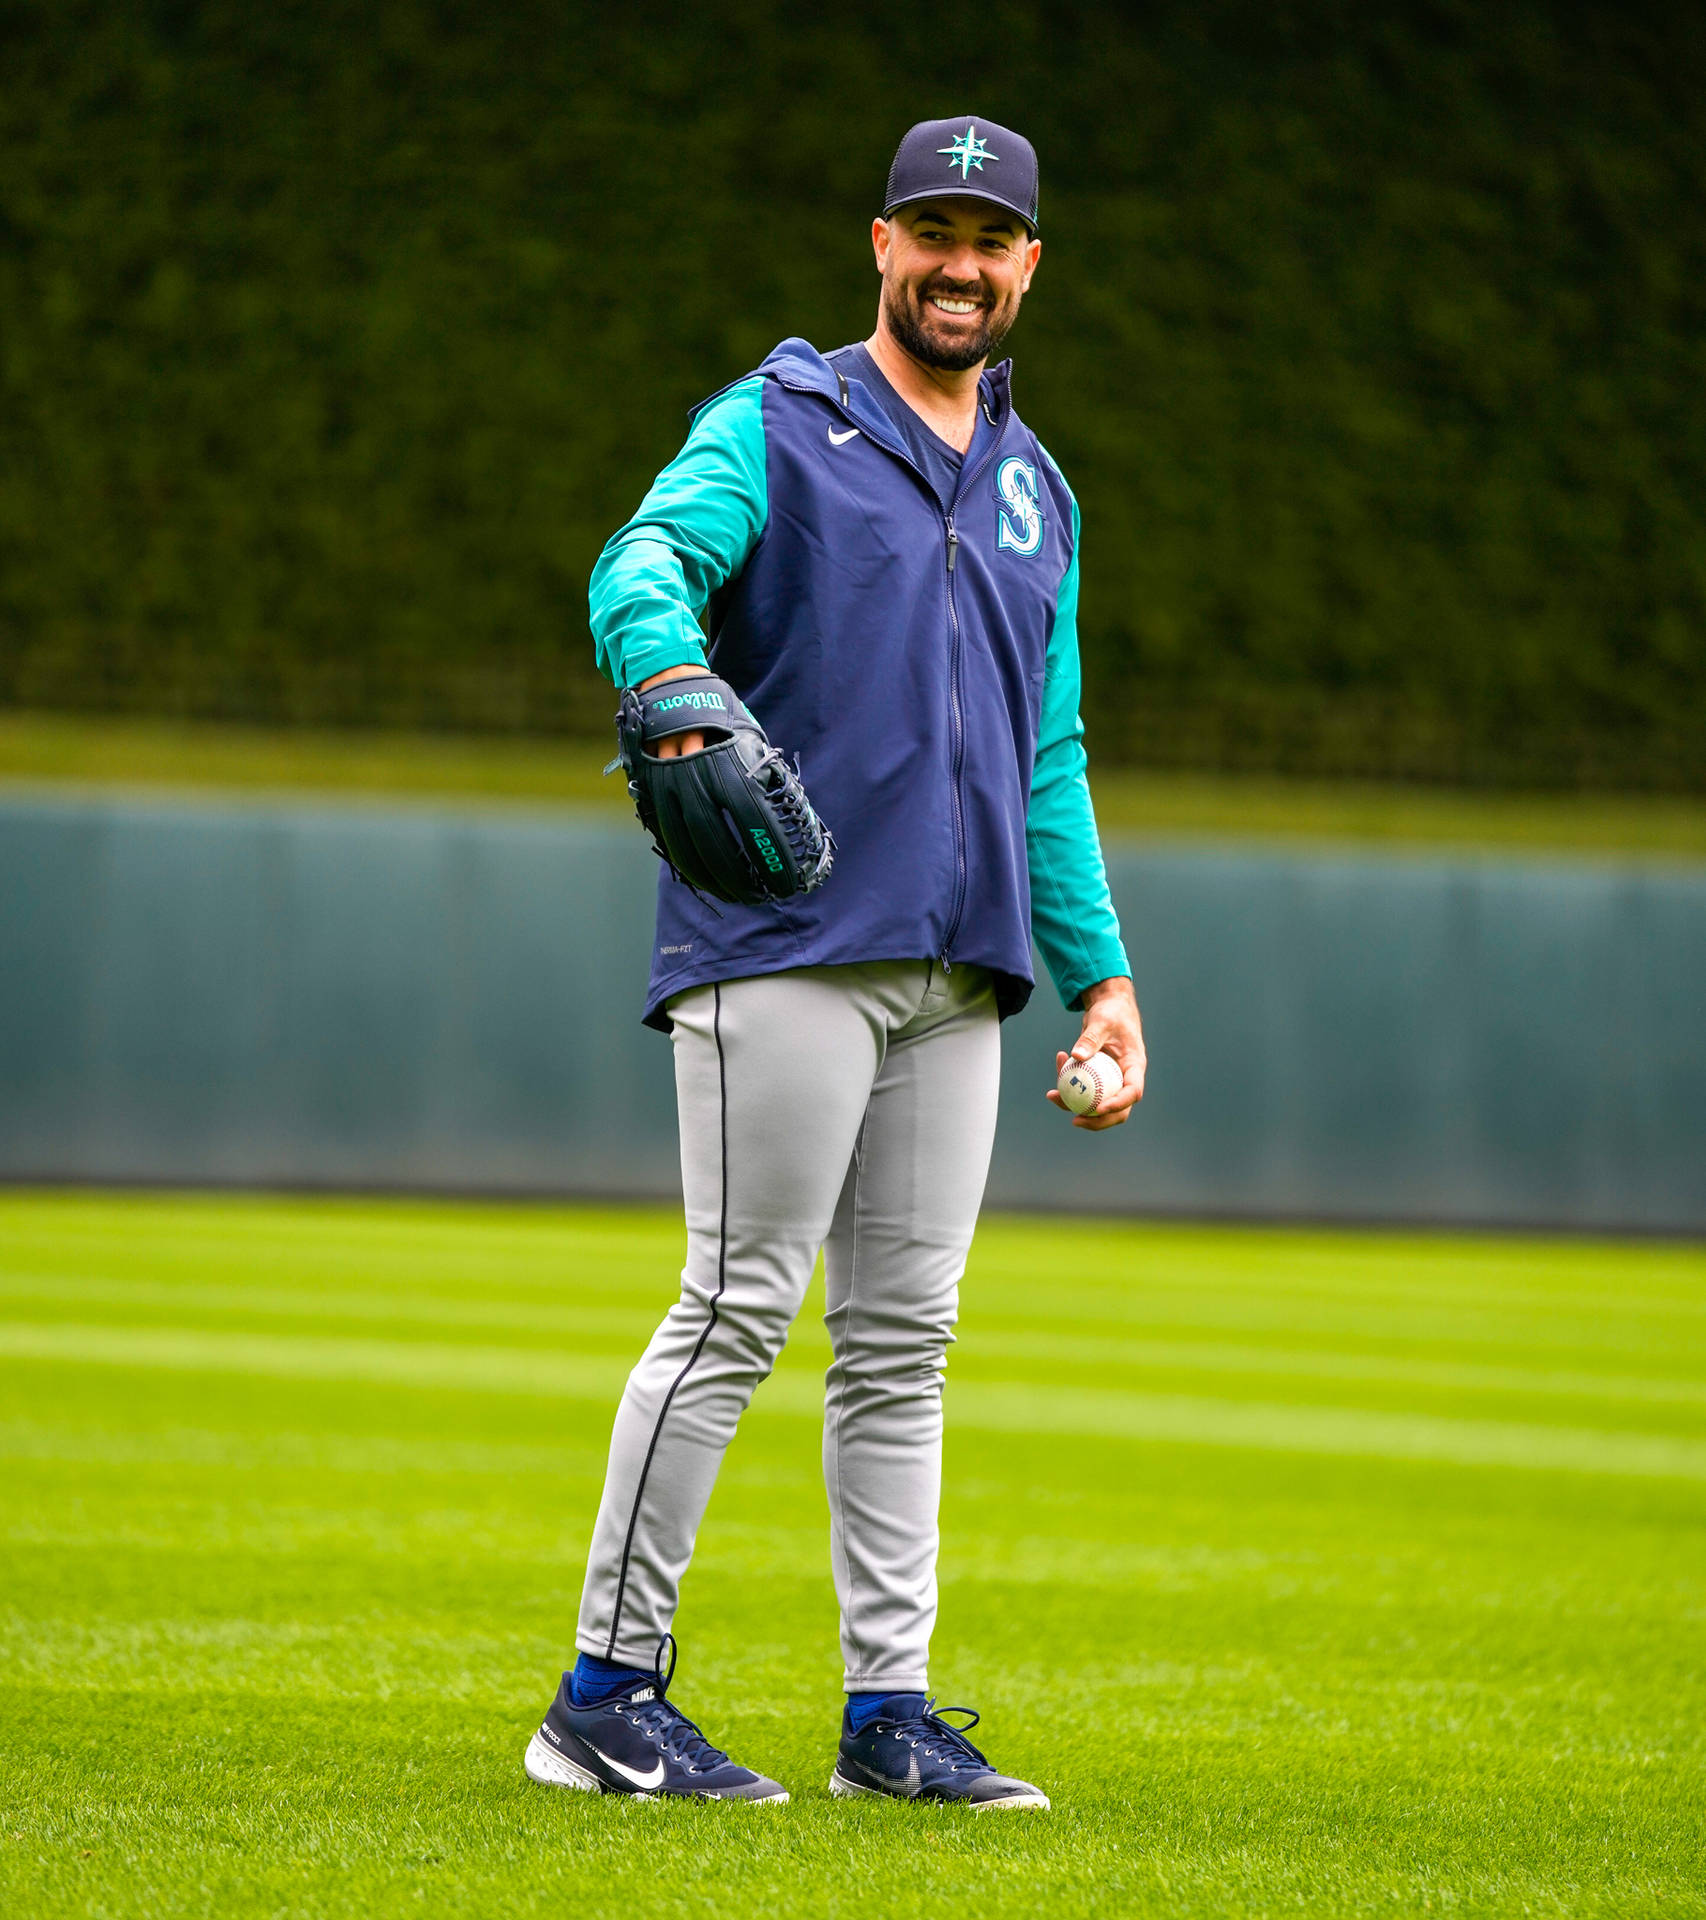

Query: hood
[691,337,1013,430]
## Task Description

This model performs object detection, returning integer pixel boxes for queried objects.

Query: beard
[881,271,1020,372]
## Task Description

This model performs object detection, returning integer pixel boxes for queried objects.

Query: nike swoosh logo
[827,426,861,446]
[586,1743,666,1791]
[852,1754,922,1795]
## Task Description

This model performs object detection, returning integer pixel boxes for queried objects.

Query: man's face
[873,200,1041,372]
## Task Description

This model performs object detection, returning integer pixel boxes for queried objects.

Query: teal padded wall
[0,797,677,1196]
[2,796,1702,1230]
[993,849,1706,1228]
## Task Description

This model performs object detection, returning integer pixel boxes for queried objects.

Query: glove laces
[757,747,835,891]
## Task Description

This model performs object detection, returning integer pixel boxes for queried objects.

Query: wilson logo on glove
[612,673,834,908]
[653,691,729,714]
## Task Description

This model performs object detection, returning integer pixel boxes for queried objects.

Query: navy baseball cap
[882,116,1039,234]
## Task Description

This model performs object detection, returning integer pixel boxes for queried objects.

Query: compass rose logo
[938,124,997,181]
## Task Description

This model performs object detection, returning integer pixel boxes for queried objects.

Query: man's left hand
[1046,976,1147,1132]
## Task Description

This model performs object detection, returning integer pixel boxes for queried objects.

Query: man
[524,116,1145,1809]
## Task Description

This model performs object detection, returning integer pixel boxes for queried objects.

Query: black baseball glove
[612,672,834,906]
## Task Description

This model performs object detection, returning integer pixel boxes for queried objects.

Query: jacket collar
[692,337,1013,438]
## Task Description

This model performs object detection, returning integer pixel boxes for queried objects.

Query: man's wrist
[1080,975,1135,1010]
[636,662,708,692]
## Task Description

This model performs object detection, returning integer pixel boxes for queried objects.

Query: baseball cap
[882,117,1039,234]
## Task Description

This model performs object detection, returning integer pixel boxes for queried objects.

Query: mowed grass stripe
[0,1271,665,1345]
[6,1272,1704,1410]
[7,1267,1685,1364]
[0,1418,603,1477]
[10,1196,1705,1309]
[979,1287,1696,1361]
[6,1320,1705,1481]
[7,1207,1701,1383]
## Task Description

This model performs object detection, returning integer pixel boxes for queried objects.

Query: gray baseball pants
[575,959,1001,1692]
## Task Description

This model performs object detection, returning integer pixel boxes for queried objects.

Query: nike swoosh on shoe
[850,1754,922,1795]
[585,1744,666,1791]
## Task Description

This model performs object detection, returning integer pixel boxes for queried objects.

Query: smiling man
[523,116,1146,1810]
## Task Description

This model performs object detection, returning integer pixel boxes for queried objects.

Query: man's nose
[937,241,984,285]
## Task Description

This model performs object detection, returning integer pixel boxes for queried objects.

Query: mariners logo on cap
[885,116,1039,232]
[938,124,996,180]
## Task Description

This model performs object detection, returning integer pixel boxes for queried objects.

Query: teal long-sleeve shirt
[589,377,1130,1011]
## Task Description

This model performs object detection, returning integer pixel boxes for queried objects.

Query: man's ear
[871,216,893,274]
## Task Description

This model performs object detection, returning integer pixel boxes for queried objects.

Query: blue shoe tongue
[882,1692,928,1721]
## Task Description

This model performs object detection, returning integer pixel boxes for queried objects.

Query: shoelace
[874,1698,994,1775]
[613,1634,732,1777]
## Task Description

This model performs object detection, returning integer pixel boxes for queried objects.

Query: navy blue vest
[643,337,1075,1031]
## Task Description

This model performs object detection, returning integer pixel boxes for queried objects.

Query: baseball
[1057,1050,1123,1116]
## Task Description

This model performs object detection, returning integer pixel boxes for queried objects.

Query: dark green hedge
[2,1,1703,786]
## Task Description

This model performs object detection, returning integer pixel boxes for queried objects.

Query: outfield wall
[2,795,1702,1232]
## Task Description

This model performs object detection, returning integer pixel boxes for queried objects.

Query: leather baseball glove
[612,672,834,906]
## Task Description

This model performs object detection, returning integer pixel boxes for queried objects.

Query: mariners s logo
[995,457,1044,556]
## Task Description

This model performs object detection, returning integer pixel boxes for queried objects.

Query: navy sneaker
[524,1643,787,1803]
[830,1696,1049,1811]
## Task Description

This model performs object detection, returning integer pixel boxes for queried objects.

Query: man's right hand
[638,664,708,757]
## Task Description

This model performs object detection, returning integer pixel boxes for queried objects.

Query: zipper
[940,516,965,972]
[937,421,1010,972]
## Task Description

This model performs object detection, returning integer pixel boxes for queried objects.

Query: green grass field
[4,709,1705,860]
[2,1193,1703,1917]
